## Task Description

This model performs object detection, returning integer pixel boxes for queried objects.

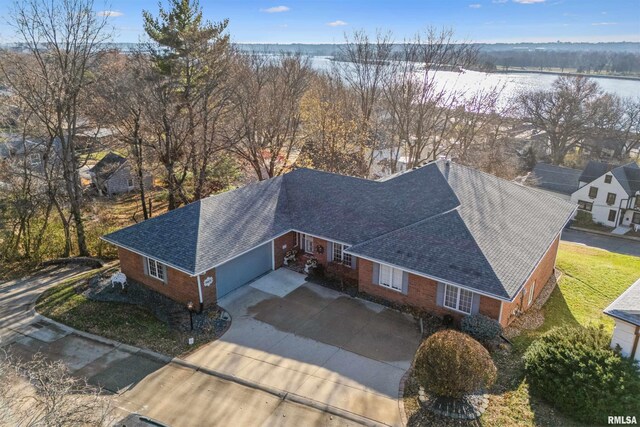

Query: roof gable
[579,160,613,184]
[604,278,640,327]
[611,162,640,196]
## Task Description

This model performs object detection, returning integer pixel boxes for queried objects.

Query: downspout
[631,325,640,360]
[196,275,204,313]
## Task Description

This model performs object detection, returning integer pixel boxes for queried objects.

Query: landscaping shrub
[524,325,640,425]
[414,329,497,398]
[574,210,594,227]
[461,313,503,342]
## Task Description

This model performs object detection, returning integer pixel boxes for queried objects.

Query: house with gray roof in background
[89,152,152,196]
[527,163,582,200]
[103,160,576,327]
[604,278,640,362]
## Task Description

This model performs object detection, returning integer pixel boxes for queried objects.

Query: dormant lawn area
[405,242,640,427]
[35,268,200,357]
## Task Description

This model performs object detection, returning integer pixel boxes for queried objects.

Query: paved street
[561,229,640,257]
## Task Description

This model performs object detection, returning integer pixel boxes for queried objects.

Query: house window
[127,178,134,187]
[577,200,593,212]
[147,258,165,281]
[633,212,640,224]
[606,193,616,205]
[379,264,403,292]
[588,186,598,199]
[443,284,473,314]
[29,153,41,166]
[608,210,617,222]
[528,281,536,306]
[635,197,640,209]
[604,175,612,184]
[332,243,352,266]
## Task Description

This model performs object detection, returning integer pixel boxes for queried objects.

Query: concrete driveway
[1,267,363,426]
[184,269,422,426]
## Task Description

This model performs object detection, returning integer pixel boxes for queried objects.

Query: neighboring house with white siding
[570,161,640,231]
[604,278,640,362]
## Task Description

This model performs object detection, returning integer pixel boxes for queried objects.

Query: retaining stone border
[418,386,489,420]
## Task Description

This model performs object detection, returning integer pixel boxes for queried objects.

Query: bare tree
[517,76,614,165]
[0,0,111,256]
[334,30,394,176]
[227,53,312,180]
[0,353,112,426]
[94,51,154,220]
[381,29,479,172]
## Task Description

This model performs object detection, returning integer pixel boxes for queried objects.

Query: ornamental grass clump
[523,325,640,425]
[414,329,497,399]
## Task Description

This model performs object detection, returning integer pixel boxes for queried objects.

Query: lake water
[308,56,640,105]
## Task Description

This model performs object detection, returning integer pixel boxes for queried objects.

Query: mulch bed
[503,270,561,339]
[82,272,230,337]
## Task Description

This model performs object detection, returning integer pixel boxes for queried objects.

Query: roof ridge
[453,161,577,209]
[348,205,461,251]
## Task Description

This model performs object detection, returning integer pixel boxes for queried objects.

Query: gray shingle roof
[103,176,291,274]
[579,160,613,183]
[529,163,581,195]
[103,160,576,300]
[90,152,127,182]
[611,162,640,196]
[349,162,576,299]
[604,278,640,327]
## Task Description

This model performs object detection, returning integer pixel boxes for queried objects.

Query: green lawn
[407,242,640,427]
[36,271,195,356]
[513,243,640,350]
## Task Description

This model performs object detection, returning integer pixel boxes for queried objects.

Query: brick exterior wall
[358,259,466,322]
[499,235,560,326]
[356,234,561,327]
[117,247,217,309]
[274,232,297,269]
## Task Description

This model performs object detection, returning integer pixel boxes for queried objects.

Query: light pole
[187,301,194,331]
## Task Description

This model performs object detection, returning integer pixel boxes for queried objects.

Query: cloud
[261,6,290,13]
[469,3,482,8]
[591,22,618,26]
[492,0,508,3]
[512,0,545,3]
[96,10,123,17]
[327,20,348,27]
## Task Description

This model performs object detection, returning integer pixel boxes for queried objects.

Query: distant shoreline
[492,69,640,82]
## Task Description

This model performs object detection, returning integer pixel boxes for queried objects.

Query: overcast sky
[0,0,638,44]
